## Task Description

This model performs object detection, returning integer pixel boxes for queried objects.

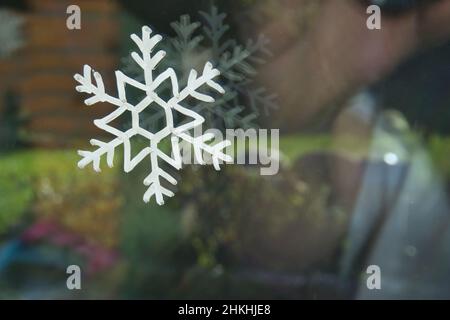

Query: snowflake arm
[176,132,232,169]
[143,137,181,205]
[74,65,124,107]
[130,26,167,89]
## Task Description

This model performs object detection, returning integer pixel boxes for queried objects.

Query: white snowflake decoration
[74,26,232,205]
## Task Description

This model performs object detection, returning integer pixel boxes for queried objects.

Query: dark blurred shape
[3,0,120,148]
[118,0,236,34]
[0,0,29,11]
[360,0,441,14]
[373,41,450,135]
[0,91,23,151]
[119,0,207,33]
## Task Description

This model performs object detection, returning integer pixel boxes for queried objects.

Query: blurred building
[0,0,119,148]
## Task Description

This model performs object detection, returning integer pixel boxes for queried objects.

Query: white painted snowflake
[74,26,232,205]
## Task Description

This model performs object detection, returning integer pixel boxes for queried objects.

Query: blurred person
[253,0,450,298]
[121,0,450,298]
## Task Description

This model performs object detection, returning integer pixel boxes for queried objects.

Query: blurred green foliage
[0,152,33,234]
[118,131,450,298]
[428,135,450,179]
[0,150,120,243]
[1,132,449,298]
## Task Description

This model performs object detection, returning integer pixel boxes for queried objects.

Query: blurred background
[1,0,450,299]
